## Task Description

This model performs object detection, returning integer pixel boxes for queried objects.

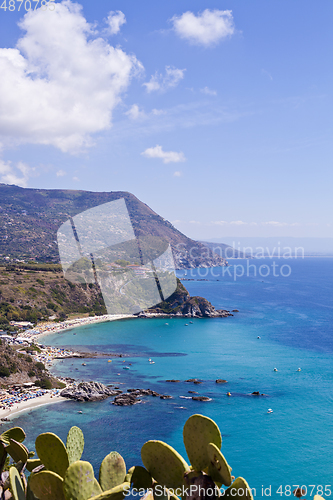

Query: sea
[8,258,333,499]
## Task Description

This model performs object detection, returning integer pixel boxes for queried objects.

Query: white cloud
[171,9,235,47]
[200,86,217,96]
[105,10,126,35]
[0,1,142,153]
[189,221,201,224]
[211,221,228,226]
[143,66,185,93]
[73,176,80,182]
[230,220,246,225]
[141,145,186,164]
[0,159,32,187]
[151,108,165,116]
[125,104,146,120]
[56,169,67,177]
[262,221,288,226]
[173,171,182,177]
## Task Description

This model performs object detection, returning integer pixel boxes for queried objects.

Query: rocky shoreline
[60,379,268,406]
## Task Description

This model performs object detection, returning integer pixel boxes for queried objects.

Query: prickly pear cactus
[223,477,254,500]
[207,442,232,487]
[183,414,221,471]
[6,438,29,464]
[35,432,69,479]
[99,452,126,491]
[90,482,130,500]
[92,478,103,496]
[66,426,84,465]
[141,440,189,489]
[126,465,153,490]
[30,470,66,500]
[0,427,26,445]
[9,466,26,500]
[26,459,42,472]
[63,460,95,500]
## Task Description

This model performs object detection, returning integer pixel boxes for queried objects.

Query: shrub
[0,366,10,377]
[28,370,35,378]
[35,362,45,371]
[35,378,52,389]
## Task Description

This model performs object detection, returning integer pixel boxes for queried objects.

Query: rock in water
[61,381,122,401]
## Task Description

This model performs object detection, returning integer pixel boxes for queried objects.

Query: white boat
[267,408,273,413]
[273,368,278,372]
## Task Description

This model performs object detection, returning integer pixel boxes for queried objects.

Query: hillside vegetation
[0,340,64,387]
[0,184,225,269]
[0,263,229,330]
[0,263,106,330]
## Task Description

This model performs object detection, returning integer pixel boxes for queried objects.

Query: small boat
[123,366,130,370]
[189,321,193,324]
[148,358,152,362]
[267,408,273,414]
[185,324,188,326]
[165,323,169,326]
[73,333,76,335]
[273,368,278,372]
[227,392,231,397]
[108,360,112,363]
[297,368,301,371]
[149,361,155,364]
[82,363,86,366]
[257,336,261,339]
[78,411,83,414]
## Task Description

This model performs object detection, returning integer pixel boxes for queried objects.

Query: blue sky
[0,0,332,240]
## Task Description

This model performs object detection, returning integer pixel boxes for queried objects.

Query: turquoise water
[8,258,333,498]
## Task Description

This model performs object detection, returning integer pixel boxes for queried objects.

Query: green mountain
[0,184,226,269]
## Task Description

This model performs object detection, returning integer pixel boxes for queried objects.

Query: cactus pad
[207,442,232,486]
[35,432,69,478]
[9,466,26,500]
[30,470,65,500]
[66,426,84,465]
[26,459,43,472]
[0,427,26,445]
[127,465,153,490]
[183,414,221,471]
[90,482,130,500]
[7,438,29,464]
[141,440,189,489]
[223,477,254,500]
[99,452,126,491]
[92,478,103,496]
[63,460,95,500]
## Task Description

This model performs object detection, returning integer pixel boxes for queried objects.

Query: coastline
[0,391,69,421]
[17,313,135,343]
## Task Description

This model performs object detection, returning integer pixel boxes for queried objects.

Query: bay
[9,258,333,499]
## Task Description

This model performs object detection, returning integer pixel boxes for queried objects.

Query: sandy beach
[0,391,69,421]
[16,313,135,343]
[0,314,135,421]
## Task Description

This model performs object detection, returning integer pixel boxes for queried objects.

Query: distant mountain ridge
[0,184,226,269]
[200,241,253,259]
